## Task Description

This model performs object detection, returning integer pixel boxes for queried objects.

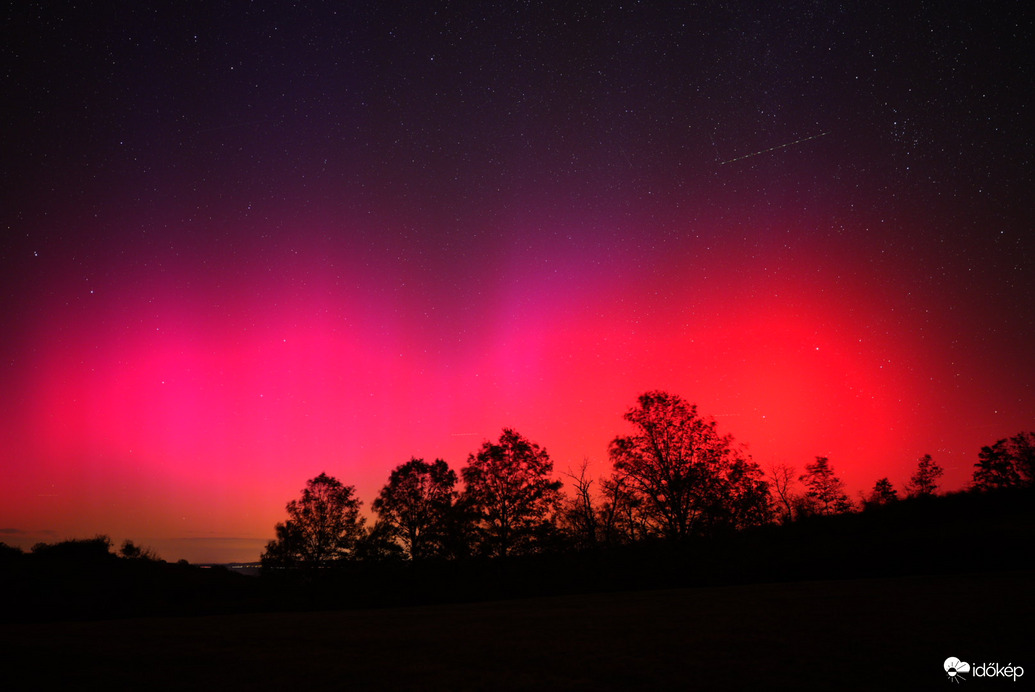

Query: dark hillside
[1,569,1030,690]
[2,487,1031,622]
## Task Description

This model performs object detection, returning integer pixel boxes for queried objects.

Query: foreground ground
[2,569,1030,690]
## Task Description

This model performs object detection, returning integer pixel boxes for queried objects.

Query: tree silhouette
[866,477,899,507]
[261,472,365,568]
[355,520,407,562]
[120,539,160,561]
[972,432,1035,490]
[372,458,458,560]
[798,457,853,516]
[765,463,798,524]
[460,428,563,558]
[598,473,651,544]
[608,391,771,541]
[559,460,599,549]
[1012,432,1035,484]
[436,492,479,560]
[906,454,943,497]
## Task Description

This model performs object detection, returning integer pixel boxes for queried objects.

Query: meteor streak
[719,131,829,165]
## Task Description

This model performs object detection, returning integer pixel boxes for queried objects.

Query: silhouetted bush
[30,535,117,564]
[2,538,266,623]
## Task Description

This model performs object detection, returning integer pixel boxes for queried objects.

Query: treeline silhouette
[0,536,265,622]
[6,486,1031,622]
[259,392,1033,568]
[3,392,1032,622]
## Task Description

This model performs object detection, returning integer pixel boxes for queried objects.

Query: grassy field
[2,569,1030,690]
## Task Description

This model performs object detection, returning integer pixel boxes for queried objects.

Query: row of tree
[766,452,946,524]
[261,391,1034,568]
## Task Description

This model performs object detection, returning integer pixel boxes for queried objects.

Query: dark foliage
[6,486,1033,623]
[597,473,651,545]
[865,477,899,508]
[371,457,458,560]
[120,539,161,561]
[906,453,943,497]
[460,429,563,557]
[0,541,23,562]
[972,431,1035,490]
[798,456,853,516]
[2,537,263,623]
[31,535,117,563]
[608,391,772,541]
[261,472,365,569]
[354,519,406,562]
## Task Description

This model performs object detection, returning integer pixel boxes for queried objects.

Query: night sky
[2,2,1031,563]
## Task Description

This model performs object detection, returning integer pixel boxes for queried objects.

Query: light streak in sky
[719,131,830,165]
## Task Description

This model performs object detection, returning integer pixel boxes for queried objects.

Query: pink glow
[2,212,1029,563]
